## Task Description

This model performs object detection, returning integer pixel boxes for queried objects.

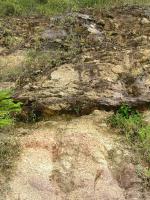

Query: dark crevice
[15,99,150,123]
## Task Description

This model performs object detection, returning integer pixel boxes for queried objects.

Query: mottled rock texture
[14,6,150,114]
[1,6,150,200]
[6,111,147,200]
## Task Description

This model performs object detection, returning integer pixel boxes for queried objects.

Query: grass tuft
[108,104,150,167]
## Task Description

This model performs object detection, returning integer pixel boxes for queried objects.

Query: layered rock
[15,6,150,113]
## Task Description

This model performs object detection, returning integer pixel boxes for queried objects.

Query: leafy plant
[109,104,142,136]
[117,104,137,118]
[0,90,22,179]
[108,104,150,165]
[0,90,22,128]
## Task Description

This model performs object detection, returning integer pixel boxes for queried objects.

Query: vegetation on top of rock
[0,2,150,197]
[108,105,150,171]
[0,90,22,128]
[10,5,150,111]
[0,0,150,16]
[109,104,142,134]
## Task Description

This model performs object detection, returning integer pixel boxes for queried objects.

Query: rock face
[15,6,150,113]
[6,111,146,200]
[1,6,150,200]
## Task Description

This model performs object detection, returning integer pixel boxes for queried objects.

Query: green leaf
[0,90,22,128]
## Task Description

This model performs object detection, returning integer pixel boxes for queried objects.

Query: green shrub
[76,0,101,7]
[0,90,22,128]
[108,104,150,164]
[0,0,150,16]
[0,1,16,16]
[109,104,142,136]
[36,0,48,4]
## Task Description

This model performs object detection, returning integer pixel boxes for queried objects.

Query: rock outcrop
[1,6,150,199]
[14,6,150,114]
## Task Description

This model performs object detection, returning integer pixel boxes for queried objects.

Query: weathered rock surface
[42,28,67,41]
[15,6,150,113]
[5,111,148,200]
[0,6,150,200]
